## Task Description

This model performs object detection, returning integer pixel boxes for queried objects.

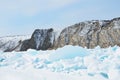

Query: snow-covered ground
[0,35,30,51]
[0,45,120,80]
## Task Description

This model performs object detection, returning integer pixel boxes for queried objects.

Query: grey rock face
[20,28,55,51]
[0,17,120,52]
[55,17,120,48]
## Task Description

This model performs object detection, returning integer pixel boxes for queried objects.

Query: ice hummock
[0,45,120,80]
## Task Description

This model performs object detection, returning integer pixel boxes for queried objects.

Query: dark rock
[20,28,55,51]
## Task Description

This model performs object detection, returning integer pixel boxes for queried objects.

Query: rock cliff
[0,17,120,52]
[20,28,55,51]
[55,17,120,48]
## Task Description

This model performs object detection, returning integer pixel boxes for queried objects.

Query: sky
[0,0,120,36]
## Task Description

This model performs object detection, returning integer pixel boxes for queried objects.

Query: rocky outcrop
[0,35,30,52]
[20,28,55,51]
[54,17,120,48]
[0,17,120,52]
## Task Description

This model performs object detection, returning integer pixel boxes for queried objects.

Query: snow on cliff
[0,35,30,52]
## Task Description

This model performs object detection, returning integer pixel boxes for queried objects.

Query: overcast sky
[0,0,120,36]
